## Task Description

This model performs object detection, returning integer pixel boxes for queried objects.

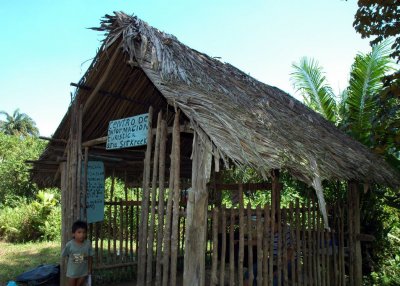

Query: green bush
[0,190,61,242]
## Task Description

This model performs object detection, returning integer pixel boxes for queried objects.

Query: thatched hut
[32,12,399,286]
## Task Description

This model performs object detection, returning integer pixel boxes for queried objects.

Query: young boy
[62,220,93,286]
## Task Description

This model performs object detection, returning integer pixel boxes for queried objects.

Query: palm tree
[0,109,39,137]
[291,40,394,147]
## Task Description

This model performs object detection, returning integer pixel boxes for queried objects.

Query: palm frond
[345,40,394,142]
[291,57,337,122]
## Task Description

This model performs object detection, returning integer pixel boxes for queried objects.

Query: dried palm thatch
[32,12,399,192]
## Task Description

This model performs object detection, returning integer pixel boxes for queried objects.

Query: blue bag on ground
[15,264,59,286]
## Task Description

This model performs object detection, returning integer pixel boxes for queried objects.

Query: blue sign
[106,113,149,150]
[85,161,105,223]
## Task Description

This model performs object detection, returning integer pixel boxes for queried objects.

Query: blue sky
[0,0,371,136]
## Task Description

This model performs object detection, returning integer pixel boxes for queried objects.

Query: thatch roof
[32,12,400,189]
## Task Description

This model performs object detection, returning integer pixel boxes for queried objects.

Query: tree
[353,1,400,167]
[291,40,395,151]
[291,40,399,283]
[0,133,46,205]
[354,0,400,63]
[0,109,39,137]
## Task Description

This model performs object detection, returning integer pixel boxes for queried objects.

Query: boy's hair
[72,220,88,233]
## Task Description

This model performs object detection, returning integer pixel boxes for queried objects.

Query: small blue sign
[85,161,105,223]
[106,113,149,150]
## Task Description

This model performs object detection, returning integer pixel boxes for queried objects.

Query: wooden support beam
[214,182,281,191]
[183,132,212,286]
[349,181,362,286]
[83,46,120,114]
[39,136,67,144]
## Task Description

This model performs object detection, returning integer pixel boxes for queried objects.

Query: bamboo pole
[229,208,235,286]
[155,120,167,286]
[317,203,322,286]
[137,106,154,284]
[60,162,68,286]
[315,210,326,285]
[146,111,162,285]
[113,197,117,263]
[263,204,270,286]
[247,203,254,286]
[282,208,288,285]
[238,184,245,286]
[170,111,181,286]
[210,208,219,286]
[277,206,282,286]
[289,203,295,286]
[161,150,175,286]
[307,198,313,286]
[295,199,302,286]
[124,172,129,260]
[347,183,354,286]
[108,172,115,261]
[256,205,263,286]
[220,207,227,286]
[119,199,124,263]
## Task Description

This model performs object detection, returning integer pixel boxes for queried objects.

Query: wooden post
[210,208,219,286]
[155,120,168,286]
[348,181,362,286]
[238,184,245,286]
[60,162,68,286]
[146,111,162,285]
[162,125,176,286]
[170,112,181,286]
[229,208,235,286]
[247,203,254,286]
[183,131,212,286]
[220,207,227,286]
[137,106,154,284]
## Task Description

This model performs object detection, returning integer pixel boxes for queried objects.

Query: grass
[0,240,60,285]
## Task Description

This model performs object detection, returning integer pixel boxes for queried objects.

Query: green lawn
[0,240,60,285]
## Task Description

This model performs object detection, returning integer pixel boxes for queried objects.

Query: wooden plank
[155,120,167,286]
[146,111,162,285]
[137,106,154,284]
[210,208,219,286]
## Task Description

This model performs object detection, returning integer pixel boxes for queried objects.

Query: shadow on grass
[0,242,60,285]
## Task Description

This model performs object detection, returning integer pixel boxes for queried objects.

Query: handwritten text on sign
[106,113,149,150]
[86,161,105,223]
